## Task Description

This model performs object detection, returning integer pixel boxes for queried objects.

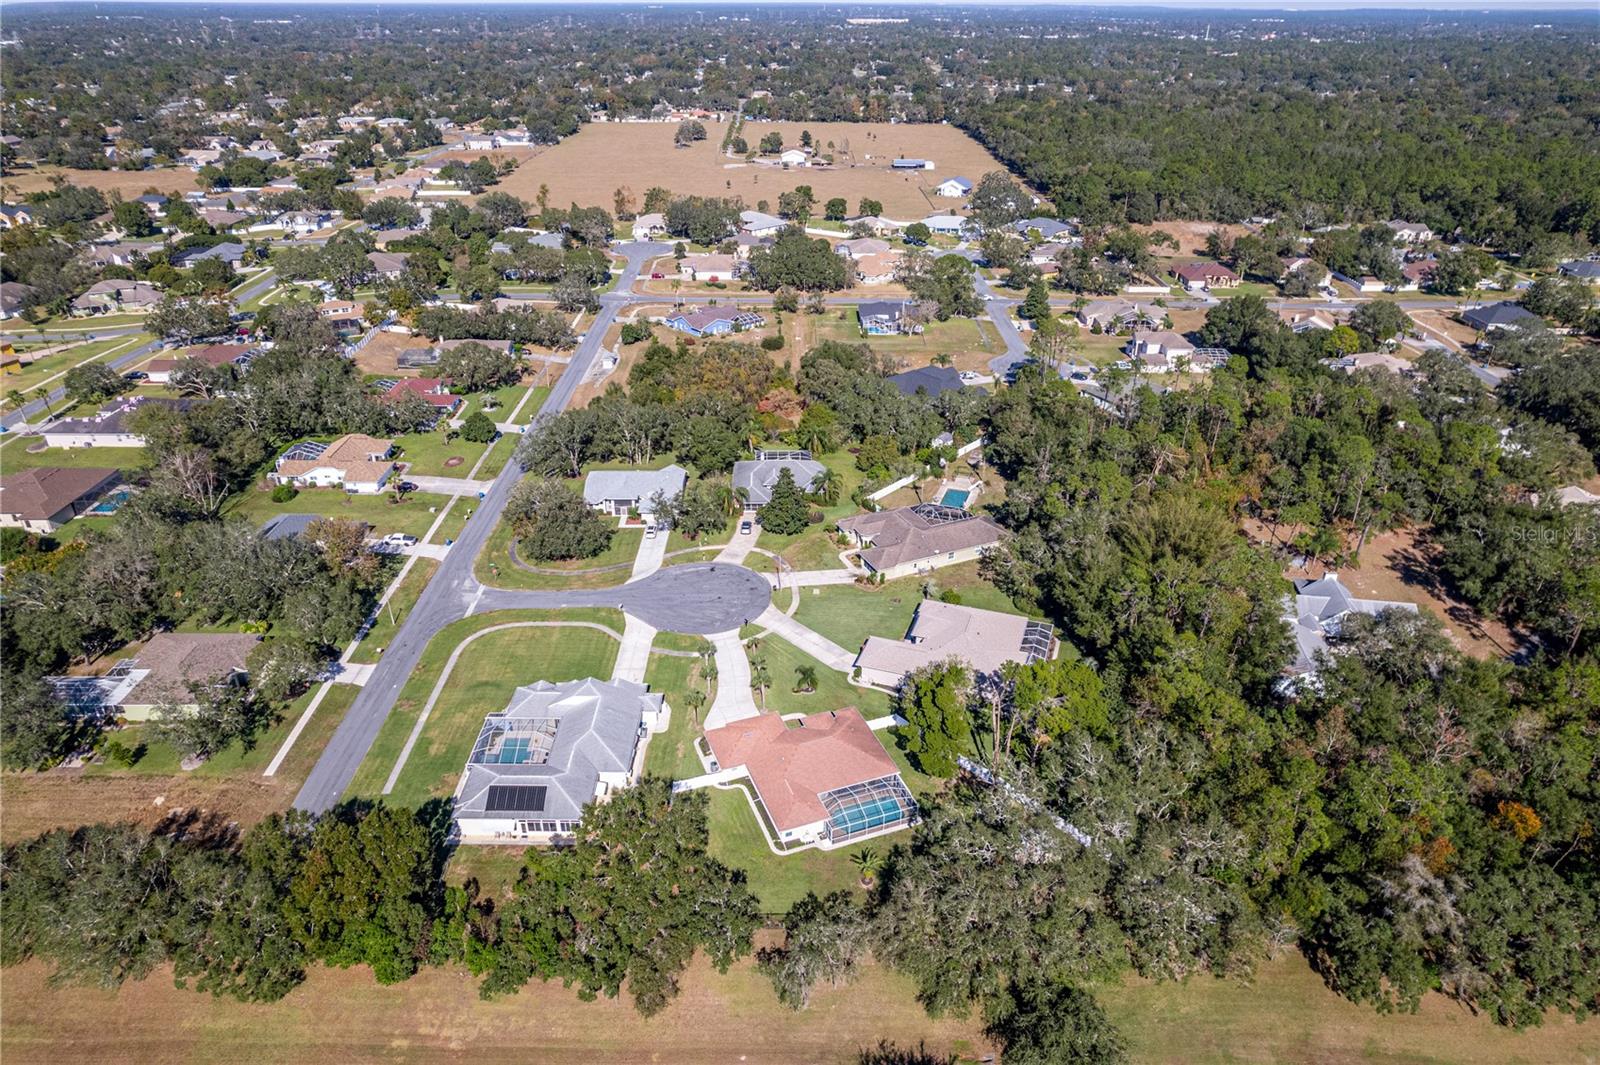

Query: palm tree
[930,352,954,368]
[683,689,707,726]
[748,654,770,710]
[30,388,51,417]
[850,847,884,887]
[813,467,843,506]
[5,389,25,412]
[700,648,718,696]
[793,663,818,693]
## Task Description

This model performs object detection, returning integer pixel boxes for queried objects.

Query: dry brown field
[2,165,200,198]
[496,119,1029,220]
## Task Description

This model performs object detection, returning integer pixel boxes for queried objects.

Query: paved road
[291,242,666,813]
[477,563,771,634]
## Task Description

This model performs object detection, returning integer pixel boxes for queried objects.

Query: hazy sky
[6,0,1598,8]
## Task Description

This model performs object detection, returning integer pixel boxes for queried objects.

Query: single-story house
[437,337,514,357]
[703,709,917,849]
[858,299,917,336]
[366,250,408,279]
[0,281,38,319]
[835,237,891,259]
[47,632,260,721]
[844,215,905,236]
[170,242,246,269]
[82,241,162,269]
[451,677,665,844]
[0,203,35,228]
[1077,298,1159,332]
[934,177,972,199]
[1461,302,1540,333]
[1280,256,1333,287]
[270,434,396,494]
[732,450,827,510]
[920,214,968,236]
[678,254,739,282]
[853,599,1057,689]
[1124,331,1200,373]
[1387,220,1435,245]
[732,232,772,258]
[1556,259,1600,282]
[384,377,461,414]
[662,306,764,337]
[318,299,365,333]
[1277,308,1338,333]
[1324,351,1412,375]
[0,466,121,533]
[1012,217,1074,242]
[581,464,688,517]
[852,252,901,285]
[1396,259,1436,292]
[631,212,667,241]
[397,347,441,369]
[739,210,787,238]
[143,343,253,384]
[1171,262,1240,293]
[886,365,966,397]
[778,148,809,167]
[71,280,162,316]
[892,158,935,170]
[42,396,194,448]
[280,210,335,235]
[837,502,1005,581]
[1282,573,1417,683]
[1332,271,1388,294]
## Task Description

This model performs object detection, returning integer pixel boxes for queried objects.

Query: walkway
[753,604,856,672]
[704,629,757,728]
[767,569,859,588]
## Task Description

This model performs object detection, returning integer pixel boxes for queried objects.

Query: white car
[645,525,657,539]
[958,370,981,382]
[382,533,418,547]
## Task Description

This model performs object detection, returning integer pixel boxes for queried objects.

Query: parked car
[958,370,980,382]
[396,481,418,493]
[739,519,753,535]
[645,525,657,539]
[650,272,665,279]
[123,370,148,381]
[382,533,418,547]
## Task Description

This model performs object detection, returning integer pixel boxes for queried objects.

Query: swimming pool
[939,488,970,509]
[88,489,132,515]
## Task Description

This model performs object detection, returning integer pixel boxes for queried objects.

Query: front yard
[224,485,456,539]
[791,561,1022,652]
[391,426,491,479]
[475,519,645,590]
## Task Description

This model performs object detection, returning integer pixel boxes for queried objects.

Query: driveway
[403,474,493,496]
[612,613,657,683]
[628,527,668,582]
[715,520,761,564]
[754,604,856,671]
[704,629,758,728]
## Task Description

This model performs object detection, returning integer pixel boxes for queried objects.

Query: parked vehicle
[739,519,753,535]
[382,533,418,547]
[645,525,657,539]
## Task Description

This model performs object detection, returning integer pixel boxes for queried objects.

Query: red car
[650,271,665,279]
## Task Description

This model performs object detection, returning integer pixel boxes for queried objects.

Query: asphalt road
[290,242,666,813]
[477,562,772,634]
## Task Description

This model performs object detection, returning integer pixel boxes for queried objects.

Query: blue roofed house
[662,306,765,337]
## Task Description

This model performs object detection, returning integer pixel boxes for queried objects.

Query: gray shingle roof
[732,452,826,506]
[581,465,688,507]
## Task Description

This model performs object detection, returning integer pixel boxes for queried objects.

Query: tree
[793,662,819,693]
[858,198,883,218]
[505,477,614,561]
[746,231,850,292]
[552,271,598,313]
[438,340,519,393]
[112,199,157,238]
[758,891,869,1009]
[1350,299,1410,344]
[147,294,233,345]
[824,197,848,222]
[968,171,1030,231]
[62,362,127,406]
[897,660,971,776]
[1019,279,1051,322]
[759,131,784,154]
[904,222,931,245]
[757,467,813,535]
[0,679,79,770]
[473,191,529,232]
[674,120,707,147]
[650,479,730,541]
[148,680,269,762]
[460,410,497,443]
[984,981,1128,1065]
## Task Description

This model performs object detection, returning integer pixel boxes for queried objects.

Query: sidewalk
[754,604,856,672]
[403,474,493,496]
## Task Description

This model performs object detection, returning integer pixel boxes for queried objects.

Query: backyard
[791,561,1022,652]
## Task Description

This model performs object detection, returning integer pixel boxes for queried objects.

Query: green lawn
[348,558,440,665]
[460,383,527,420]
[745,633,892,719]
[792,561,1021,653]
[0,444,150,473]
[3,334,153,398]
[704,785,872,914]
[472,435,515,479]
[642,648,716,781]
[355,617,620,807]
[425,499,468,545]
[392,427,490,479]
[509,385,551,424]
[476,519,643,590]
[812,312,998,359]
[223,486,455,539]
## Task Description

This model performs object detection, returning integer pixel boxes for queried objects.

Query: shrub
[460,410,497,443]
[621,321,652,345]
[760,334,785,351]
[270,484,298,503]
[937,588,964,605]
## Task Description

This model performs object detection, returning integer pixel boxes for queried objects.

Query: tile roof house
[452,677,665,844]
[837,503,1005,581]
[1171,262,1240,292]
[41,396,194,448]
[143,343,253,384]
[1077,298,1160,332]
[853,600,1056,688]
[677,254,740,281]
[270,434,397,494]
[851,252,902,285]
[835,237,891,259]
[582,464,688,517]
[703,709,917,848]
[70,280,163,316]
[48,632,260,721]
[662,306,764,337]
[384,377,460,414]
[1282,573,1417,684]
[0,466,121,533]
[732,450,827,510]
[1461,302,1540,333]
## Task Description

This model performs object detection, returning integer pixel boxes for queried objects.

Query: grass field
[0,442,150,474]
[391,426,489,478]
[1,165,200,198]
[1,334,151,397]
[496,119,1025,220]
[344,608,623,801]
[642,649,716,781]
[746,633,892,719]
[223,485,455,539]
[475,518,643,590]
[347,558,439,665]
[705,785,870,913]
[808,311,1000,367]
[792,561,1021,652]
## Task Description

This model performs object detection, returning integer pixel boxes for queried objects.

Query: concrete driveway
[704,629,757,728]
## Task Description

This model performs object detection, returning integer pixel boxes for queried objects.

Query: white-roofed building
[582,464,688,518]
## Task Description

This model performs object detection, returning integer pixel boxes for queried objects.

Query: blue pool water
[940,489,970,509]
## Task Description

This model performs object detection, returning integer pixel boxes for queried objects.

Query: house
[397,347,441,369]
[920,214,968,236]
[934,177,972,198]
[437,337,514,357]
[778,148,809,167]
[270,434,396,494]
[677,254,740,282]
[852,252,901,285]
[0,467,121,533]
[703,709,917,849]
[845,215,905,237]
[1551,485,1600,508]
[732,450,827,509]
[170,242,246,269]
[853,599,1056,688]
[384,377,460,415]
[886,365,966,397]
[1461,302,1540,333]
[41,396,193,448]
[739,210,787,238]
[581,464,688,517]
[837,502,1005,581]
[260,512,329,541]
[1556,259,1600,282]
[732,232,773,259]
[1277,308,1338,333]
[0,281,38,319]
[662,306,764,337]
[1124,331,1199,373]
[318,299,365,333]
[279,210,335,235]
[892,158,935,170]
[82,241,161,268]
[70,280,162,316]
[366,250,408,280]
[1077,298,1159,332]
[142,343,253,384]
[1282,573,1417,683]
[46,632,259,722]
[0,203,35,229]
[451,677,665,844]
[1012,217,1074,242]
[1171,262,1240,292]
[1386,220,1435,245]
[1396,259,1437,292]
[630,212,667,241]
[1332,271,1388,294]
[1280,256,1332,287]
[178,147,223,169]
[835,237,891,259]
[374,227,428,247]
[135,194,169,218]
[1324,351,1412,375]
[858,299,917,336]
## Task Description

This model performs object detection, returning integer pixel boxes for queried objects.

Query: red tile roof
[384,377,459,408]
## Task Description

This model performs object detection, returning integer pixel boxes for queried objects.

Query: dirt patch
[0,770,297,845]
[2,165,200,198]
[353,329,430,376]
[1137,220,1247,257]
[1407,307,1477,350]
[442,456,465,468]
[498,119,1029,220]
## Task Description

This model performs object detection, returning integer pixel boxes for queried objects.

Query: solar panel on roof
[485,784,547,812]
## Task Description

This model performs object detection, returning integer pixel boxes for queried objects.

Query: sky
[6,0,1598,8]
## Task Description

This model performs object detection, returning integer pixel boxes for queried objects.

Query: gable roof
[1283,573,1419,675]
[886,365,965,396]
[1461,302,1539,330]
[1172,261,1239,283]
[0,466,120,520]
[854,599,1053,679]
[582,465,688,505]
[838,503,1005,572]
